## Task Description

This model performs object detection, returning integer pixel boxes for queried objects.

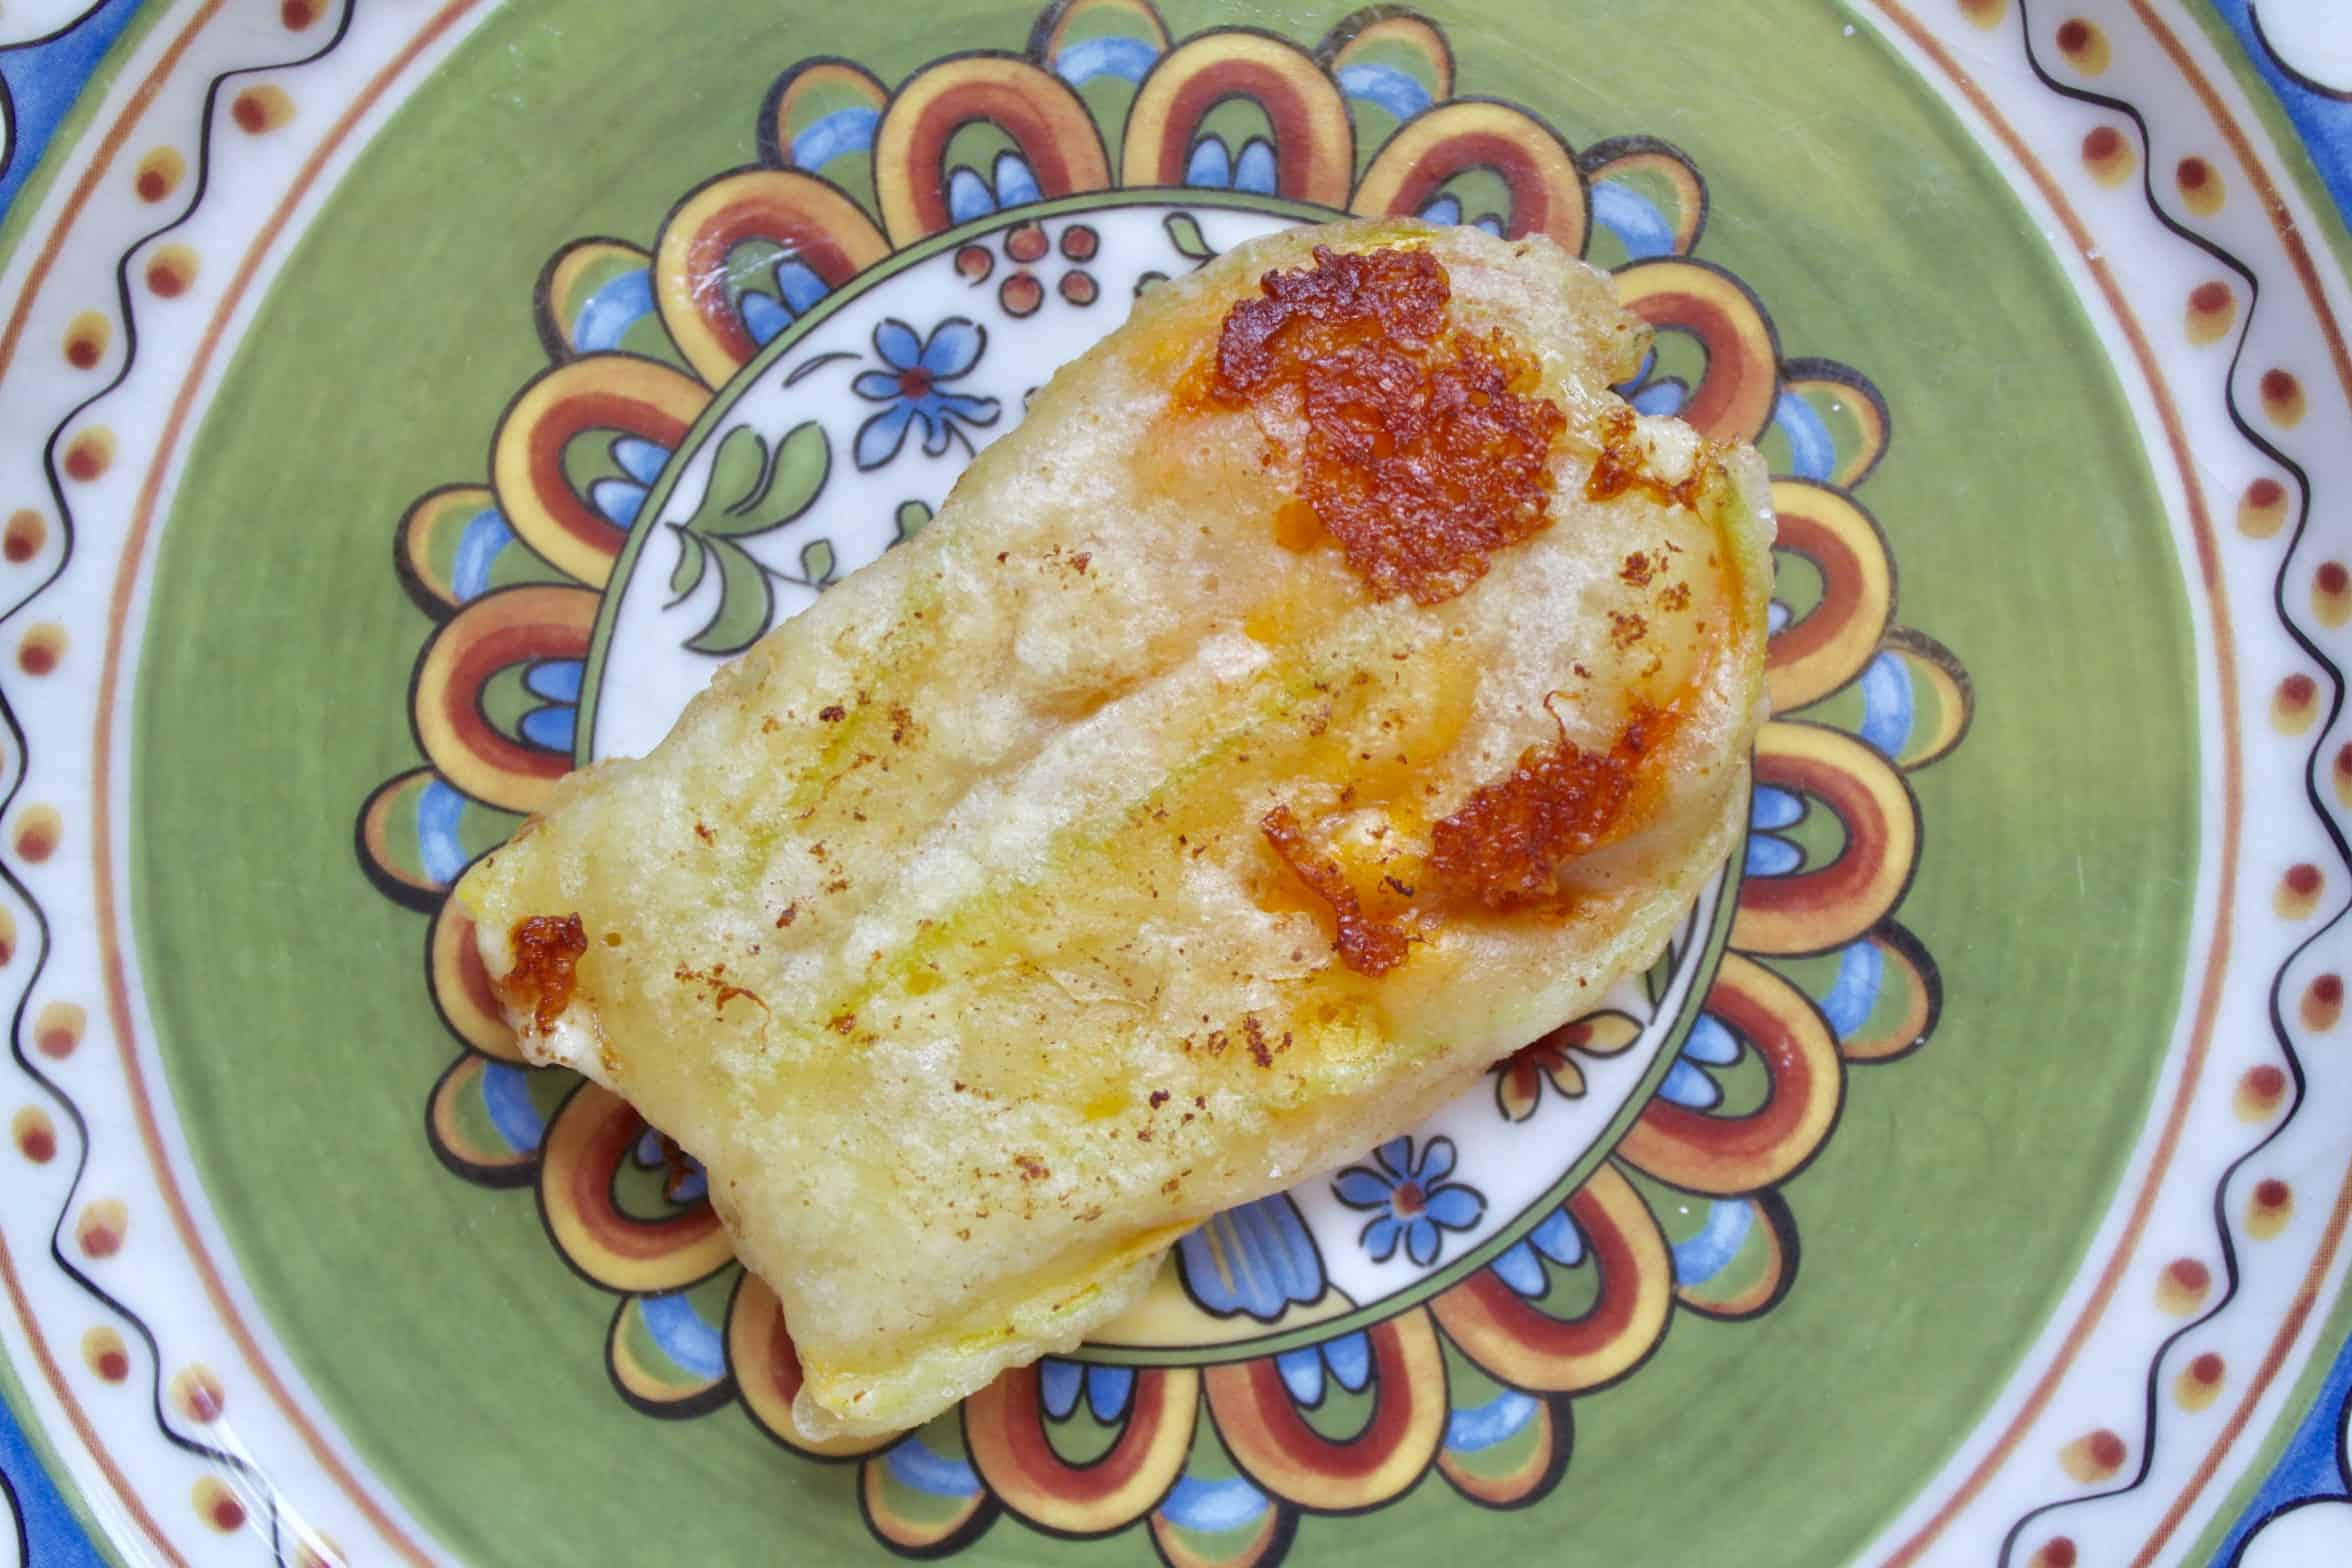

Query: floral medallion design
[350,1,1972,1558]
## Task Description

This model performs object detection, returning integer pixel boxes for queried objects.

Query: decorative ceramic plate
[1,0,2348,1563]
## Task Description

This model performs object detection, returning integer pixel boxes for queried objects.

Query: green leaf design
[894,500,932,542]
[668,420,834,654]
[1164,212,1217,264]
[1133,269,1169,299]
[686,537,777,656]
[698,421,830,539]
[1643,943,1679,1008]
[667,524,708,603]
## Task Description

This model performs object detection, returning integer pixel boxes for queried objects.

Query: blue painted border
[0,1376,106,1566]
[2215,1322,2352,1563]
[0,0,148,223]
[2203,0,2352,230]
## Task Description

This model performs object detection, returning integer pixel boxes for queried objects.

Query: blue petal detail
[451,506,513,604]
[1177,1194,1326,1320]
[789,106,879,171]
[945,166,996,223]
[1445,1389,1541,1452]
[1418,1136,1456,1184]
[1404,1217,1442,1267]
[1749,785,1804,830]
[1592,180,1676,261]
[1275,1346,1325,1407]
[1086,1365,1133,1424]
[775,258,829,315]
[884,1435,981,1497]
[669,1165,707,1204]
[855,403,918,469]
[1184,136,1232,188]
[874,318,923,370]
[1422,1184,1484,1231]
[639,1291,727,1380]
[1670,1198,1755,1286]
[612,436,669,485]
[1334,1168,1395,1208]
[1362,1214,1403,1261]
[573,268,654,354]
[1335,61,1433,120]
[1858,650,1915,758]
[931,389,999,425]
[1040,1358,1083,1420]
[1528,1206,1585,1267]
[740,290,793,347]
[854,369,906,401]
[1493,1240,1546,1297]
[525,659,584,702]
[1745,834,1803,877]
[1819,939,1886,1040]
[1612,347,1658,399]
[1766,600,1792,633]
[1681,1014,1741,1067]
[1375,1137,1413,1179]
[920,317,987,377]
[1233,137,1278,194]
[1322,1330,1371,1393]
[417,779,468,886]
[1054,35,1161,87]
[1417,194,1464,226]
[992,152,1042,208]
[588,477,647,528]
[1772,387,1836,481]
[1630,378,1689,416]
[1158,1474,1270,1534]
[1659,1058,1722,1110]
[479,1060,546,1153]
[919,406,958,457]
[1473,214,1506,236]
[520,705,577,753]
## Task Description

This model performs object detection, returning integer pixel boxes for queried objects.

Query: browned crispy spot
[673,963,767,1015]
[1201,246,1566,606]
[1427,705,1673,909]
[504,914,587,1033]
[1259,804,1409,976]
[1585,404,1715,509]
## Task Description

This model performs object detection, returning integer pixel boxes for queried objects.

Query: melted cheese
[457,219,1773,1439]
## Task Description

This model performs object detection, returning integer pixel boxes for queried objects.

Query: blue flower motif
[1272,1329,1371,1407]
[517,657,583,754]
[1333,1136,1485,1267]
[630,1126,706,1204]
[1414,193,1506,236]
[1038,1358,1134,1423]
[1176,1192,1325,1322]
[586,434,671,528]
[945,151,1045,223]
[738,255,831,347]
[1610,346,1690,416]
[851,316,1001,470]
[1489,1205,1586,1298]
[1658,1012,1743,1111]
[1182,135,1277,193]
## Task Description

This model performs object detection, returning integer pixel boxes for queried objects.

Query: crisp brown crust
[1198,246,1567,607]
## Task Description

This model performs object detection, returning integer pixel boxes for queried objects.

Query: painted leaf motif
[1164,211,1216,263]
[699,421,830,539]
[685,536,777,656]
